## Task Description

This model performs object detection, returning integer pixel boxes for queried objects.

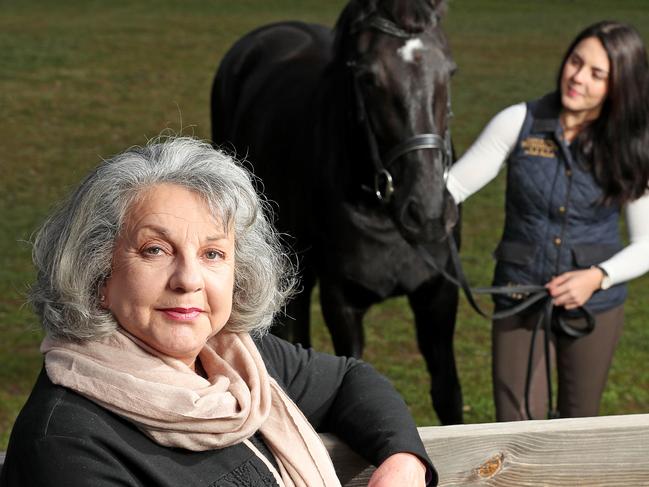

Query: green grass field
[2,0,649,450]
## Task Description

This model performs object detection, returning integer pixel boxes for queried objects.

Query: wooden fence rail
[2,414,649,485]
[323,413,649,486]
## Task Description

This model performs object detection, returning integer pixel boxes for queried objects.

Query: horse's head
[335,0,458,247]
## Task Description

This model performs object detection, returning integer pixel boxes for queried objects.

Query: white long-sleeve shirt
[446,103,649,286]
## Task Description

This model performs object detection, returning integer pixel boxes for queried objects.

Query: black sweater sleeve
[255,333,437,484]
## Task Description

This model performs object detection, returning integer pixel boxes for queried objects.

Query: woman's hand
[545,267,604,309]
[368,452,428,487]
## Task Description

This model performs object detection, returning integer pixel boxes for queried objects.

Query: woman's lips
[159,307,203,320]
[565,86,582,97]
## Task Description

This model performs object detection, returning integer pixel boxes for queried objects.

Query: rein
[416,230,596,420]
[348,16,453,203]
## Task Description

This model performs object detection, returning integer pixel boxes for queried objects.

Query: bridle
[347,15,453,203]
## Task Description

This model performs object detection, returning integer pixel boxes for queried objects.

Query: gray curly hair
[30,136,296,340]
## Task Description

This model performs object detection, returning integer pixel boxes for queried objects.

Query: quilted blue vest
[492,92,627,313]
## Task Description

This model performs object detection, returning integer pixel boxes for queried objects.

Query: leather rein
[416,235,595,420]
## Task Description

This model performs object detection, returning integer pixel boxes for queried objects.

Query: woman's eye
[143,246,164,256]
[205,249,224,260]
[569,55,581,67]
[593,70,607,81]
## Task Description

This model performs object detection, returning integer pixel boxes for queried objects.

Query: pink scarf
[41,329,341,487]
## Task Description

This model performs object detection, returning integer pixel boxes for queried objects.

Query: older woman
[1,137,435,486]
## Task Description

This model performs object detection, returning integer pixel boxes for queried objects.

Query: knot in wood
[477,452,504,478]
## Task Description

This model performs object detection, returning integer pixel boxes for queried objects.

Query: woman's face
[102,184,235,368]
[560,36,610,119]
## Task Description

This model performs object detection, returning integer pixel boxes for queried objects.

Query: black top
[1,333,436,486]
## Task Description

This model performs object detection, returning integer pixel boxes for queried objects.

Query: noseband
[348,15,453,203]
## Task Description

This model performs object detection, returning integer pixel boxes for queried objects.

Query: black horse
[211,0,462,424]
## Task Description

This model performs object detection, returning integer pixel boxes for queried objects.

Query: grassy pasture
[2,0,649,449]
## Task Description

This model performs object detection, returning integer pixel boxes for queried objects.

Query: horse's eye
[356,69,378,88]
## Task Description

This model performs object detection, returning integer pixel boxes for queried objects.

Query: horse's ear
[332,0,377,62]
[432,0,448,19]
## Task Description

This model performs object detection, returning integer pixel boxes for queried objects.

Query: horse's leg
[272,268,316,348]
[408,275,463,424]
[319,278,369,358]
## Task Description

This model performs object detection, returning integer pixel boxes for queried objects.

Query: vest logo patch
[521,137,557,158]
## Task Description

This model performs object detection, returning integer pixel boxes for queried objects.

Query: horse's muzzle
[398,198,450,244]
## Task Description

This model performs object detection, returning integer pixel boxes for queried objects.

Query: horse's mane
[332,0,447,62]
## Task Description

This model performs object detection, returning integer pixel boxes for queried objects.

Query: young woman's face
[102,184,235,368]
[560,36,610,119]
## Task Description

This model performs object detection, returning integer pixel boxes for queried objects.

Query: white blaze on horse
[397,38,426,63]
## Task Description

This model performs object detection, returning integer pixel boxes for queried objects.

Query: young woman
[447,21,649,421]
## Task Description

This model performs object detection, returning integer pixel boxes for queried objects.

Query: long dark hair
[557,21,649,205]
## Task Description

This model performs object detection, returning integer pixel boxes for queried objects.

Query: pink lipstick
[159,307,203,321]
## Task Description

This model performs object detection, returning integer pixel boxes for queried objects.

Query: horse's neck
[312,66,377,204]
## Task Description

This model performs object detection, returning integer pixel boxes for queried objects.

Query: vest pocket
[493,240,537,266]
[571,243,620,268]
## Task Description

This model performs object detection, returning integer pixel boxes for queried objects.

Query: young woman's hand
[368,452,428,487]
[545,267,604,309]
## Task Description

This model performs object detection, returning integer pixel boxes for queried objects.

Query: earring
[100,295,106,303]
